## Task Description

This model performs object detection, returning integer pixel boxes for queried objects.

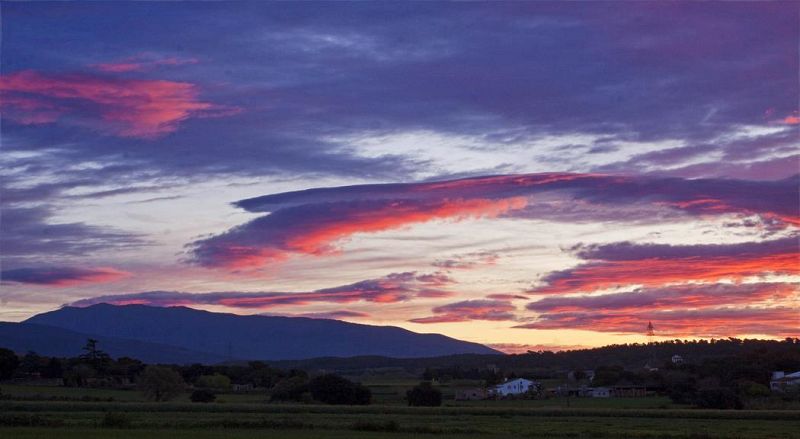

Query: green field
[1,384,798,439]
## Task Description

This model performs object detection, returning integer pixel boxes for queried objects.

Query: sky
[0,1,798,353]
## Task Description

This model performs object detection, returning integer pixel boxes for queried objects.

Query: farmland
[1,384,798,439]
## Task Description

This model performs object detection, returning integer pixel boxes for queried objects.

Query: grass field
[1,384,798,438]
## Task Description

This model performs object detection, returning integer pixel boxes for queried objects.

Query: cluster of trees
[421,365,504,384]
[407,381,442,406]
[0,340,145,387]
[0,341,372,405]
[268,372,371,405]
[562,346,800,409]
[659,349,800,409]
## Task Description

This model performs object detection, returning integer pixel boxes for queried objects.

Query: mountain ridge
[22,303,500,361]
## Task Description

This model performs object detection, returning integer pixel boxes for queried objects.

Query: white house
[671,355,684,365]
[591,387,611,398]
[770,371,800,392]
[493,378,536,396]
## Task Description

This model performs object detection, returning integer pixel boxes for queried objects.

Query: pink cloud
[488,343,588,354]
[91,54,199,73]
[409,299,517,324]
[531,237,799,295]
[516,306,799,338]
[192,173,799,269]
[0,70,238,138]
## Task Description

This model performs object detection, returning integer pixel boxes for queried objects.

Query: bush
[270,376,309,402]
[406,381,442,407]
[195,373,231,392]
[308,374,371,405]
[191,389,217,403]
[101,412,131,428]
[139,365,185,402]
[695,387,743,409]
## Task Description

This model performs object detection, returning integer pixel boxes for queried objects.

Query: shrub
[101,412,131,428]
[139,365,185,402]
[270,376,309,402]
[308,374,371,405]
[406,381,442,407]
[191,389,217,403]
[695,387,743,409]
[195,373,231,392]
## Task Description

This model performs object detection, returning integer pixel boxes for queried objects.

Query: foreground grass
[1,404,799,439]
[2,385,798,439]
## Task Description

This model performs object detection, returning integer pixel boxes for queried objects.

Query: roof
[774,372,800,381]
[496,378,534,387]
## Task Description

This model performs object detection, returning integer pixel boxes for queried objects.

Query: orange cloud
[517,306,799,338]
[194,197,527,269]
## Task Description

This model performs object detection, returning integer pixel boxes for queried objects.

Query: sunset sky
[1,2,798,352]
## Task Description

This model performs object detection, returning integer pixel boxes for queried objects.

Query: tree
[0,348,18,380]
[270,376,309,402]
[79,339,111,375]
[139,366,185,401]
[196,373,231,391]
[308,374,371,405]
[406,381,442,407]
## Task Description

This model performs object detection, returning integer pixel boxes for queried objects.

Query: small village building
[591,387,611,398]
[232,383,254,392]
[613,385,648,397]
[770,371,800,392]
[455,388,488,400]
[493,378,537,397]
[671,355,684,364]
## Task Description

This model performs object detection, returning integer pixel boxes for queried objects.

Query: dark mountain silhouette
[0,322,229,364]
[23,304,499,360]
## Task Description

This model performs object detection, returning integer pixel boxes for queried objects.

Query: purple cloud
[190,173,799,269]
[69,271,454,309]
[409,299,517,324]
[1,266,130,286]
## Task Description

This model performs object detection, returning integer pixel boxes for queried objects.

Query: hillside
[24,304,499,360]
[0,322,229,364]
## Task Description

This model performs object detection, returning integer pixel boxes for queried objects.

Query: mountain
[24,304,500,360]
[0,322,229,364]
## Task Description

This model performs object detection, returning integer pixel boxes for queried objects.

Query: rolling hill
[21,304,499,361]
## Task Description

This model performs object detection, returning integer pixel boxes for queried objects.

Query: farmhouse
[493,378,537,396]
[770,371,800,392]
[591,387,611,398]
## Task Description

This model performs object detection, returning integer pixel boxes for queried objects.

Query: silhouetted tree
[0,348,18,380]
[406,381,442,407]
[308,374,371,405]
[269,376,309,402]
[139,366,185,401]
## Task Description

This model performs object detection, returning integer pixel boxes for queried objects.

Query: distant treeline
[266,338,800,376]
[0,339,372,405]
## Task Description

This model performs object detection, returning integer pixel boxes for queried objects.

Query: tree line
[0,339,371,405]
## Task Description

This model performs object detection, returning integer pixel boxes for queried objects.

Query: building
[493,378,537,396]
[671,355,684,365]
[591,387,611,398]
[770,371,800,392]
[455,388,488,400]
